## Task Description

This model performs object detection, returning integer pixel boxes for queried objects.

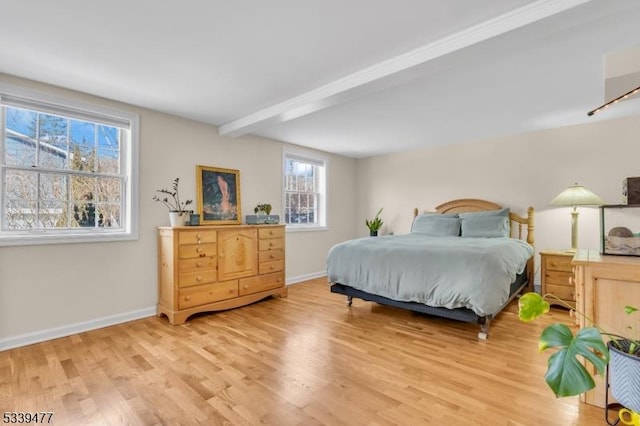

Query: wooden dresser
[540,249,575,308]
[157,224,287,325]
[573,249,640,408]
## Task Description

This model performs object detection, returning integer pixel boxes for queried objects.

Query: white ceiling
[2,0,640,158]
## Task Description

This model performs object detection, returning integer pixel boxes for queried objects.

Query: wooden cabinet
[573,249,640,408]
[157,224,287,325]
[540,250,575,308]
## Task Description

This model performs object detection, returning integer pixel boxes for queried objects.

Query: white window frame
[0,84,139,246]
[283,148,327,232]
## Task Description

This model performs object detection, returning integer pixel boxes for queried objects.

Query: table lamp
[550,183,605,252]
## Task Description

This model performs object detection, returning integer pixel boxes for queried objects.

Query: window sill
[0,230,138,246]
[285,224,328,233]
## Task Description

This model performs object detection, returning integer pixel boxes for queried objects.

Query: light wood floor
[2,278,608,425]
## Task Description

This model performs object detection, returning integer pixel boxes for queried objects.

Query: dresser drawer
[544,255,572,272]
[178,256,216,273]
[178,230,217,245]
[178,281,238,309]
[259,260,284,275]
[258,227,284,240]
[258,238,284,251]
[178,243,217,259]
[546,283,575,302]
[239,272,284,296]
[545,270,572,286]
[178,270,217,288]
[258,249,284,264]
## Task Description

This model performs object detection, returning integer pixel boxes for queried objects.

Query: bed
[327,199,535,339]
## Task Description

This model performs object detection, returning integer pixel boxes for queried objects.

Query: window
[283,151,326,229]
[0,87,139,245]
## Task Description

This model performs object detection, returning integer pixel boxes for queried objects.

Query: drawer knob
[196,247,203,253]
[196,275,202,281]
[185,296,191,301]
[550,262,558,267]
[196,234,202,239]
[244,284,248,289]
[196,262,202,267]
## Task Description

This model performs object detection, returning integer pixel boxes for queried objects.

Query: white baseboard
[0,306,156,351]
[2,273,328,351]
[286,271,326,285]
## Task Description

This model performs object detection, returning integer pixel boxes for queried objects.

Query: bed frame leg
[347,296,353,306]
[478,320,490,340]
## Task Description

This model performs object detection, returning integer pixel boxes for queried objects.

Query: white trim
[0,306,156,351]
[286,271,326,285]
[0,82,140,246]
[219,0,593,137]
[282,147,328,229]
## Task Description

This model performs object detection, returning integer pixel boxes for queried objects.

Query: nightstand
[540,249,575,308]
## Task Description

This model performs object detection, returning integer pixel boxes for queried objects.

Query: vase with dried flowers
[153,178,193,226]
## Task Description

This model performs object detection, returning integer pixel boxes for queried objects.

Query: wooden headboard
[413,198,535,247]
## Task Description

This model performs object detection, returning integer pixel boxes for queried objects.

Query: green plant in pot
[254,203,272,216]
[153,177,193,226]
[366,208,383,236]
[518,292,639,412]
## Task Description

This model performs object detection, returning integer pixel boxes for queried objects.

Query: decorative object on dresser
[365,208,383,236]
[550,183,605,252]
[329,199,535,339]
[601,204,640,256]
[539,250,575,308]
[519,249,640,423]
[196,165,241,225]
[623,177,640,205]
[153,177,194,227]
[157,224,287,325]
[246,203,280,224]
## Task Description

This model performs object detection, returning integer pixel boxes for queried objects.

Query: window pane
[97,203,120,228]
[97,177,122,203]
[4,199,37,230]
[71,200,96,227]
[40,200,68,228]
[4,169,37,200]
[5,108,37,167]
[97,149,120,173]
[39,173,67,202]
[5,107,36,138]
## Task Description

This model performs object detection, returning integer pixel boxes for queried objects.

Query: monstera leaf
[539,324,609,397]
[518,292,550,322]
[518,292,609,397]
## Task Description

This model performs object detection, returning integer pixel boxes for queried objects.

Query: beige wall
[356,115,640,284]
[0,74,358,347]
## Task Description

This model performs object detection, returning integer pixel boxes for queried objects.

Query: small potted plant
[246,203,279,224]
[519,292,639,414]
[366,208,383,236]
[153,177,193,226]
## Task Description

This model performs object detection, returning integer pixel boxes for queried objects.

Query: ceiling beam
[219,0,593,138]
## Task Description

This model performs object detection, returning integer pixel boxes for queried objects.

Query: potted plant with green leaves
[153,177,193,226]
[246,203,279,224]
[366,208,383,236]
[518,292,639,414]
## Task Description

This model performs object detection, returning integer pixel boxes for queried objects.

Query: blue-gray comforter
[326,234,534,316]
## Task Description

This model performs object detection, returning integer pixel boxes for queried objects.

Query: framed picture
[196,165,241,225]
